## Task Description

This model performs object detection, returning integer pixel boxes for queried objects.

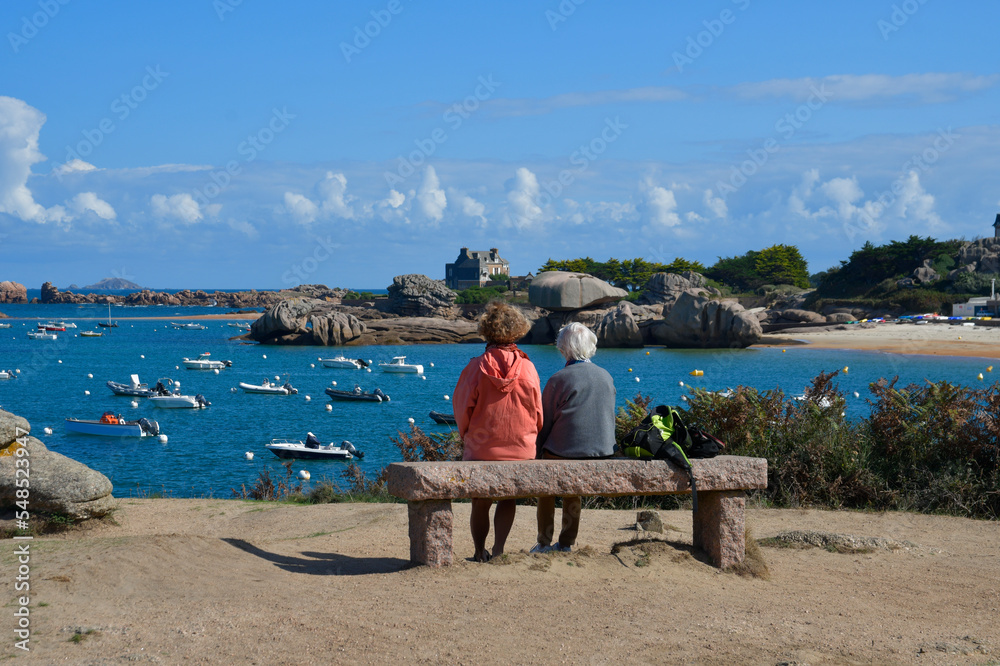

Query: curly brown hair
[478,300,530,344]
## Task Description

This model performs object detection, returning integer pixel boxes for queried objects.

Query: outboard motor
[373,388,389,402]
[223,360,233,367]
[283,382,297,395]
[137,418,160,437]
[342,440,363,458]
[195,394,211,408]
[357,359,369,368]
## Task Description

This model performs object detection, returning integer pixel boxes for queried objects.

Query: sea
[0,300,994,498]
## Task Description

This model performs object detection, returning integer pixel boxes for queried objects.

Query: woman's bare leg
[491,499,517,557]
[470,498,493,561]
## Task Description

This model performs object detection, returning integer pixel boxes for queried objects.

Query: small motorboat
[429,410,457,425]
[65,412,160,437]
[0,323,11,329]
[27,331,57,340]
[80,330,103,337]
[325,385,390,402]
[37,323,65,332]
[51,321,77,329]
[227,322,251,330]
[239,378,298,395]
[0,369,16,380]
[320,355,368,369]
[107,375,172,398]
[182,352,232,370]
[265,434,363,460]
[379,356,424,374]
[149,385,211,409]
[171,322,207,330]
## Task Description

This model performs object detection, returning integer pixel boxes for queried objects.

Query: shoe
[529,543,548,554]
[548,543,571,553]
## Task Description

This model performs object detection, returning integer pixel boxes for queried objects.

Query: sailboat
[97,302,118,328]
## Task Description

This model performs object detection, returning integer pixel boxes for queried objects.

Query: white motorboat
[107,375,172,398]
[171,322,207,330]
[0,323,11,329]
[379,356,424,374]
[227,322,251,330]
[265,435,362,460]
[239,378,298,395]
[149,387,211,409]
[0,370,16,380]
[27,331,57,340]
[182,352,231,370]
[65,413,160,437]
[51,321,77,329]
[80,330,103,337]
[320,355,367,369]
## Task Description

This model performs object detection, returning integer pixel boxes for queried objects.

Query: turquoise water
[0,303,994,497]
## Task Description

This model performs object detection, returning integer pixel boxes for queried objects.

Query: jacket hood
[476,348,525,393]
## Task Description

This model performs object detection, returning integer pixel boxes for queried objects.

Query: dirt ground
[3,499,998,665]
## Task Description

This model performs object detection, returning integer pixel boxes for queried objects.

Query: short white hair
[556,322,597,361]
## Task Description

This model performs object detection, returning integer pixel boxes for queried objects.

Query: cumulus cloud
[283,192,319,225]
[69,192,116,220]
[703,189,728,219]
[316,171,354,219]
[151,193,202,224]
[639,179,681,228]
[415,166,447,222]
[503,167,544,229]
[0,96,66,223]
[53,159,98,178]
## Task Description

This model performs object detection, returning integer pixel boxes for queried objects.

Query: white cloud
[384,189,405,208]
[415,166,447,222]
[639,179,681,228]
[53,159,98,177]
[486,86,688,117]
[819,176,864,221]
[227,217,258,239]
[731,73,998,104]
[282,192,318,225]
[503,167,544,229]
[457,193,486,226]
[69,192,116,220]
[151,193,202,224]
[0,96,66,223]
[316,171,354,219]
[703,189,728,219]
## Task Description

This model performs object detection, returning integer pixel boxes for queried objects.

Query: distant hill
[81,277,143,290]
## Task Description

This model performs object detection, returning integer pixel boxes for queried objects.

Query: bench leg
[692,490,745,568]
[407,500,453,567]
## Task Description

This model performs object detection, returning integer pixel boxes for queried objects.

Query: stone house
[445,248,510,289]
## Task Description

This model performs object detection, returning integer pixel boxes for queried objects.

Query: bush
[454,285,508,304]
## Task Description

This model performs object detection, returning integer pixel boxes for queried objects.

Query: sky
[1,1,999,290]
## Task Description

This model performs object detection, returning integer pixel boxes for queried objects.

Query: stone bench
[386,455,767,568]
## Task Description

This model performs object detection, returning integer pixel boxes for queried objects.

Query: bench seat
[386,456,767,568]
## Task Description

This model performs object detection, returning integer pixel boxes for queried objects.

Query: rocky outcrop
[958,237,1000,274]
[249,298,366,345]
[0,409,115,520]
[638,271,713,307]
[826,312,855,323]
[777,309,826,324]
[28,282,343,307]
[528,271,628,311]
[0,280,27,304]
[647,292,762,348]
[385,274,457,318]
[352,317,482,345]
[594,302,643,347]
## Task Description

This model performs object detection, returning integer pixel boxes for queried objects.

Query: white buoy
[679,381,684,387]
[680,395,688,402]
[331,380,337,386]
[368,359,373,364]
[421,375,426,380]
[140,355,145,359]
[310,364,315,368]
[174,381,181,389]
[43,427,53,435]
[131,400,139,408]
[408,417,415,424]
[230,387,237,393]
[87,373,93,379]
[214,368,219,375]
[158,434,168,443]
[58,360,62,364]
[853,391,860,398]
[262,354,267,359]
[15,369,19,374]
[325,404,332,412]
[635,377,640,382]
[366,367,372,372]
[317,357,322,361]
[430,362,434,368]
[245,452,254,460]
[444,395,450,401]
[298,470,310,480]
[275,375,280,381]
[84,390,90,395]
[305,395,311,401]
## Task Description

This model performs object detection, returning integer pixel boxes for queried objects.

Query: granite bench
[385,455,768,568]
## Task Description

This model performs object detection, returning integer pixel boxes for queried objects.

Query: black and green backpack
[620,405,725,511]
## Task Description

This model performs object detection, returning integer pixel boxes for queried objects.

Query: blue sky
[1,0,999,289]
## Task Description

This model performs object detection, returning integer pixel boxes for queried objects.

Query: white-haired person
[532,322,616,553]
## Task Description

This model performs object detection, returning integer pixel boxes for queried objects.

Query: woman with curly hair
[453,300,542,562]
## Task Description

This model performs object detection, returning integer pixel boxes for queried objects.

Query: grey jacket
[536,361,617,458]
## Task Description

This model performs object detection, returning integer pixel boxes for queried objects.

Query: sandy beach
[4,499,997,664]
[756,321,1000,360]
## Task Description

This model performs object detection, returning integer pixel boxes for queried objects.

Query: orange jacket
[453,347,543,461]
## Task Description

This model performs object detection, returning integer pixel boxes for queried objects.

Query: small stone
[636,510,663,533]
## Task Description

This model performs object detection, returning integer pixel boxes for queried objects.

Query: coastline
[754,322,1000,360]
